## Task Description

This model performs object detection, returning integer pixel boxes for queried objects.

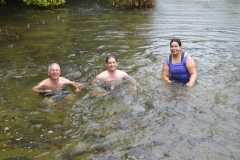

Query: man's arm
[91,76,107,93]
[62,77,83,92]
[124,75,137,92]
[91,72,106,89]
[68,80,83,92]
[31,80,52,93]
[91,77,99,87]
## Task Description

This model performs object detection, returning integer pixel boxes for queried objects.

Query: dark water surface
[0,0,240,159]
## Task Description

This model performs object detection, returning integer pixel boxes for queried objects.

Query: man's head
[106,55,117,63]
[106,55,118,71]
[48,63,60,72]
[48,63,61,80]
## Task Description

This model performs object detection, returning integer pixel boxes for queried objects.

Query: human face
[106,57,117,71]
[170,42,182,55]
[48,65,60,80]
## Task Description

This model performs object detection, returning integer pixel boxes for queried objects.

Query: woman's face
[170,42,182,55]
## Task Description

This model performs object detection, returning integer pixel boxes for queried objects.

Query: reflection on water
[0,0,240,159]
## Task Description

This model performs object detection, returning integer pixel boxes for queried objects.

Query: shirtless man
[32,63,83,100]
[91,55,135,96]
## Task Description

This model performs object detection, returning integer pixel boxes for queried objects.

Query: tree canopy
[1,0,66,6]
[23,0,66,7]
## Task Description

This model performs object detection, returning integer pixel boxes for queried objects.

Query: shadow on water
[0,0,240,159]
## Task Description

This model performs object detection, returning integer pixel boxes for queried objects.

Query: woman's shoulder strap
[168,52,188,64]
[169,54,172,64]
[182,52,191,64]
[181,52,184,61]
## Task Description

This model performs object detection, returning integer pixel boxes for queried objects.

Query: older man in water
[32,63,83,101]
[91,55,136,96]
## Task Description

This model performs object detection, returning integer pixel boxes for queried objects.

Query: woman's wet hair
[106,55,117,63]
[170,38,182,47]
[48,63,60,72]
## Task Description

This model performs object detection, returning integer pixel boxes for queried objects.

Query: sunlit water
[0,0,240,159]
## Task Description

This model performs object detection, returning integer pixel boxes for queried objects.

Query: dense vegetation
[1,0,154,8]
[1,0,65,6]
[23,0,66,7]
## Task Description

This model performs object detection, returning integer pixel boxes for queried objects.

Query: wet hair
[48,63,60,72]
[106,55,117,63]
[170,38,182,47]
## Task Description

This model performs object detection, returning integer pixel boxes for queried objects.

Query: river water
[0,0,239,159]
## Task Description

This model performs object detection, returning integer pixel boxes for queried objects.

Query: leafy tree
[23,0,65,7]
[1,0,66,6]
[1,0,154,8]
[1,0,6,4]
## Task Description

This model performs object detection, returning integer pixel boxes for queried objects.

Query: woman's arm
[186,56,197,86]
[161,60,172,84]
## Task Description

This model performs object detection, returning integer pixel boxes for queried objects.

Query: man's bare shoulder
[116,70,128,76]
[59,77,71,83]
[32,78,51,90]
[96,71,108,79]
[115,70,128,79]
[38,78,51,85]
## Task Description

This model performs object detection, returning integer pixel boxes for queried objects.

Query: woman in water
[161,38,197,86]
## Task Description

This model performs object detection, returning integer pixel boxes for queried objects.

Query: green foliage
[1,0,154,8]
[1,0,65,6]
[1,0,6,5]
[23,0,66,7]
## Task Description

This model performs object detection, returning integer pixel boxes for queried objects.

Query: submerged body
[39,89,70,100]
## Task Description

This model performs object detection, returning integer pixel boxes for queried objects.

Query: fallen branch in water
[111,0,155,9]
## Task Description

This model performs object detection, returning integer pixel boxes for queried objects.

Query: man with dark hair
[91,55,136,96]
[94,55,129,82]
